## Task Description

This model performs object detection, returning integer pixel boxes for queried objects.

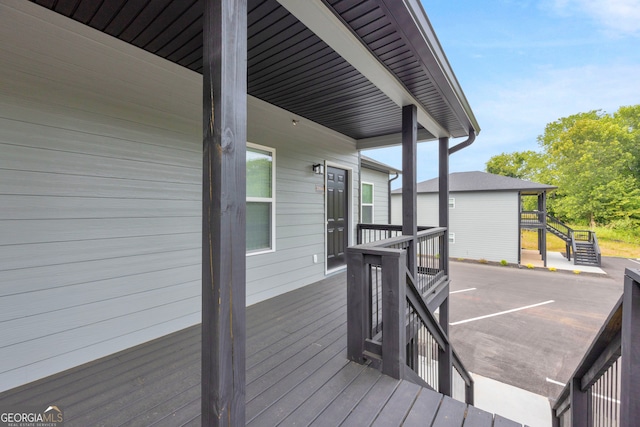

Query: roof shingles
[392,171,556,194]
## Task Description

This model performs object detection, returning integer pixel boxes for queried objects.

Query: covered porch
[0,273,521,426]
[0,0,481,424]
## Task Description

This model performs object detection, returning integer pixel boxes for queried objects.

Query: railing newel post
[438,296,452,396]
[621,269,640,424]
[381,251,406,380]
[569,377,589,425]
[347,249,367,363]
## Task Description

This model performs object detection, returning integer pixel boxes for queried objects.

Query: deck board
[309,364,383,426]
[402,387,442,426]
[432,396,468,426]
[463,406,495,427]
[371,380,422,426]
[0,272,524,426]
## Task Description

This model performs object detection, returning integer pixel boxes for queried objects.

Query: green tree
[486,105,640,227]
[545,115,639,226]
[486,150,545,181]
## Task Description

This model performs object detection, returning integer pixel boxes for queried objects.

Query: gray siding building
[391,171,556,264]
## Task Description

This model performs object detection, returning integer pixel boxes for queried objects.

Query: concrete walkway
[472,373,552,427]
[521,249,605,274]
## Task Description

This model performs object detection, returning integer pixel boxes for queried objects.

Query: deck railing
[546,213,572,241]
[357,224,432,244]
[552,268,640,426]
[347,225,473,404]
[521,210,545,227]
[357,224,445,297]
[571,229,602,266]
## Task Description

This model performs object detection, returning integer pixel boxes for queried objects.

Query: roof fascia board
[361,157,401,174]
[276,0,449,139]
[378,0,480,136]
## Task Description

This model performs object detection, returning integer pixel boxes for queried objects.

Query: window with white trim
[449,197,455,209]
[361,182,374,223]
[246,143,275,254]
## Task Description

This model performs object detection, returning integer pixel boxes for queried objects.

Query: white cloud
[445,62,640,174]
[364,63,640,181]
[548,0,640,36]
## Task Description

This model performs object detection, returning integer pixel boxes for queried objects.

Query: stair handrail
[571,229,601,266]
[571,235,578,266]
[346,227,474,404]
[592,233,602,267]
[552,268,640,425]
[545,213,573,241]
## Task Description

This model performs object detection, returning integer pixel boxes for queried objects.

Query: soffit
[29,0,477,143]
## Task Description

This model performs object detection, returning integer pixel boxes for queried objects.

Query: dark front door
[327,166,348,271]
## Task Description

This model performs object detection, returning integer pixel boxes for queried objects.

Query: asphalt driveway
[448,257,638,403]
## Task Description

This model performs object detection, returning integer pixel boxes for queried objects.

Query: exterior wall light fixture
[312,163,324,175]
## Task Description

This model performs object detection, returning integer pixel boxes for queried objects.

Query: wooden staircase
[574,241,600,266]
[545,214,601,267]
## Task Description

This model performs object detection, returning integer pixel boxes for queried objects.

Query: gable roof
[360,156,401,174]
[27,0,479,147]
[392,171,557,194]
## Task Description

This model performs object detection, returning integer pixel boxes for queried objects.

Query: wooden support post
[541,192,547,266]
[621,269,640,424]
[517,192,522,265]
[438,296,452,396]
[438,137,449,275]
[402,105,417,279]
[201,0,247,425]
[347,250,367,363]
[466,378,474,405]
[381,252,407,379]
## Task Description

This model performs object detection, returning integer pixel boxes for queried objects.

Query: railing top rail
[417,226,447,237]
[628,267,640,283]
[347,244,405,257]
[452,348,473,385]
[353,227,447,251]
[357,223,433,231]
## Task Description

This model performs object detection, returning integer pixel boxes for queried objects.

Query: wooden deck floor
[0,273,523,426]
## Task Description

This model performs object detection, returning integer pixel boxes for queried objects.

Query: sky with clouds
[363,0,640,187]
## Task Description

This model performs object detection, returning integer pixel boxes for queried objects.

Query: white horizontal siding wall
[246,99,359,303]
[390,193,439,227]
[360,167,390,224]
[449,191,519,263]
[392,191,519,263]
[0,0,359,392]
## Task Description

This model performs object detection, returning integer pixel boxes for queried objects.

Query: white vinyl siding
[449,192,518,263]
[360,167,391,224]
[0,1,360,392]
[245,102,359,303]
[0,1,201,393]
[392,191,519,263]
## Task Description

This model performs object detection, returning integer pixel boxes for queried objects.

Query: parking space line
[450,287,476,294]
[629,258,640,265]
[450,300,555,326]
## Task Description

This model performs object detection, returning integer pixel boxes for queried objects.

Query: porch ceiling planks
[0,273,523,427]
[27,0,479,144]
